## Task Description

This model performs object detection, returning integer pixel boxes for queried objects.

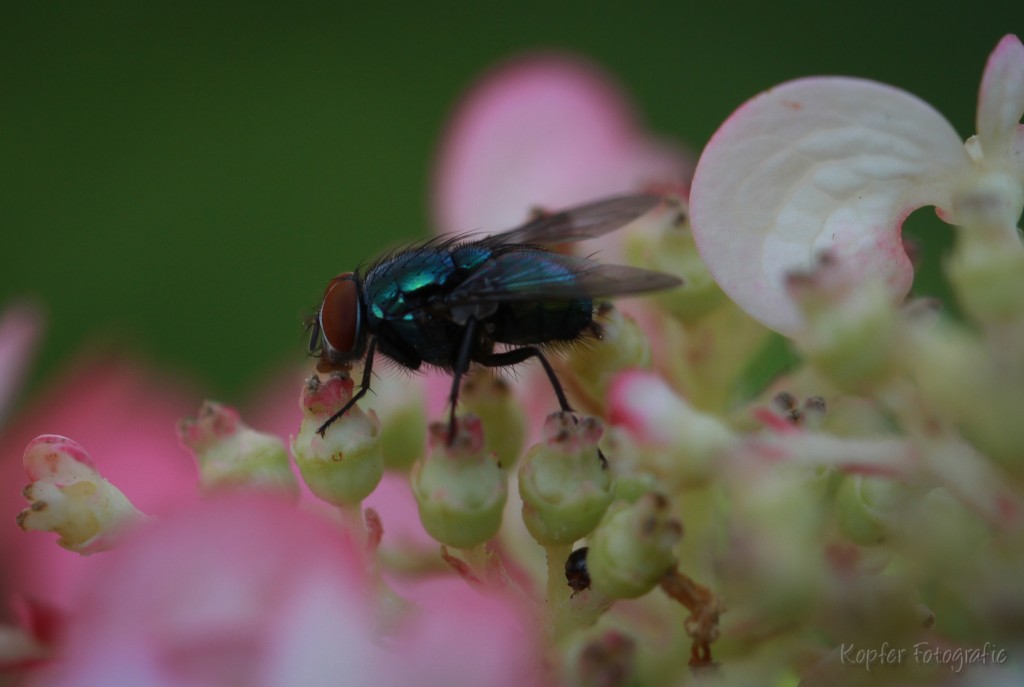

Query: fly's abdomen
[491,298,593,345]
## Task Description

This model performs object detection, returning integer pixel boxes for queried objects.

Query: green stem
[543,543,574,640]
[337,502,366,547]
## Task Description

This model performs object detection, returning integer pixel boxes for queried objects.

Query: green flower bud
[561,628,638,687]
[787,255,900,393]
[410,416,507,549]
[624,202,725,322]
[458,372,525,469]
[566,305,652,411]
[178,401,297,496]
[946,227,1024,326]
[835,475,915,545]
[292,372,384,506]
[353,368,426,471]
[587,492,682,599]
[518,413,614,546]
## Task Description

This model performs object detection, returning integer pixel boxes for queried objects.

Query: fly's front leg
[316,337,377,437]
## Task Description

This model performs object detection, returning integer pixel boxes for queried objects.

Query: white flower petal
[977,34,1024,159]
[690,77,967,333]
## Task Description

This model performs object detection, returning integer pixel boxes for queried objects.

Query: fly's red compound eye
[319,273,361,356]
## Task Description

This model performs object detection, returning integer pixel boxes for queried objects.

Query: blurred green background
[1,1,1017,406]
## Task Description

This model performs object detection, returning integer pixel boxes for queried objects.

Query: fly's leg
[479,347,608,467]
[316,337,377,437]
[446,317,479,444]
[477,346,573,414]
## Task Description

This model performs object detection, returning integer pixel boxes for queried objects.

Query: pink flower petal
[607,370,681,446]
[433,53,688,235]
[0,354,199,608]
[30,492,369,687]
[0,301,44,426]
[690,77,967,334]
[393,576,545,687]
[977,34,1024,158]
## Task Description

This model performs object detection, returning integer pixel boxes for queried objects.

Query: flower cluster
[3,36,1023,686]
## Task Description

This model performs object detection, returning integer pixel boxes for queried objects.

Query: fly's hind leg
[474,347,609,468]
[476,346,573,414]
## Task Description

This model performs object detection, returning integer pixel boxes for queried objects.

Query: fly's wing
[445,250,682,310]
[480,194,661,247]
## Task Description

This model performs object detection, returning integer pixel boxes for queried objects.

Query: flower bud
[354,368,427,471]
[947,166,1024,237]
[518,412,614,546]
[178,401,296,496]
[458,372,525,469]
[608,371,736,487]
[904,321,1024,467]
[586,492,682,599]
[292,372,384,507]
[561,628,637,687]
[945,211,1024,326]
[624,201,725,322]
[834,475,916,546]
[786,253,900,393]
[566,305,652,411]
[410,416,507,549]
[16,435,146,554]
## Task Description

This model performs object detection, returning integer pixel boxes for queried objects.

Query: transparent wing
[480,194,661,247]
[445,250,682,306]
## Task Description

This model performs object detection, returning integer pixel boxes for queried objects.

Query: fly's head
[309,272,368,368]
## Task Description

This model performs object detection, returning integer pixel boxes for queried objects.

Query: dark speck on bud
[565,546,591,595]
[769,391,827,427]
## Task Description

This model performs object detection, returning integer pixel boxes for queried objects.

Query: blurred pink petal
[390,576,545,687]
[31,492,371,687]
[27,491,543,686]
[0,301,44,426]
[433,53,690,236]
[0,354,199,610]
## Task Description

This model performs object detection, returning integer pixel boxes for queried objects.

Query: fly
[308,194,681,441]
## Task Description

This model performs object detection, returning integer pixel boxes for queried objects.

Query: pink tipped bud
[458,373,526,469]
[291,373,384,507]
[411,415,507,549]
[178,401,297,496]
[518,412,614,546]
[16,435,146,554]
